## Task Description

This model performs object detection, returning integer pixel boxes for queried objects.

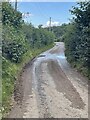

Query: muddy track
[8,42,88,118]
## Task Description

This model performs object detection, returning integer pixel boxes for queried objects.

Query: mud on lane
[8,42,88,118]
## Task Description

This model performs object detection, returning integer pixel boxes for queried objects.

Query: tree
[64,1,90,78]
[2,2,28,63]
[38,24,43,29]
[2,2,22,28]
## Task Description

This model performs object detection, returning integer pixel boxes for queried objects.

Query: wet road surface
[9,42,88,118]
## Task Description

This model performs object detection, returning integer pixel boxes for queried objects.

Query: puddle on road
[57,55,66,59]
[37,53,66,62]
[38,55,46,58]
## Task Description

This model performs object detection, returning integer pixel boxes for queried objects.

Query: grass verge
[65,55,90,80]
[2,43,54,117]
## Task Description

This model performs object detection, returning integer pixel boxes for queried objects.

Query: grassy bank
[2,43,54,117]
[65,51,90,80]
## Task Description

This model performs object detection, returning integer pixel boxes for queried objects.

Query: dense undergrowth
[2,44,54,116]
[1,1,90,117]
[49,2,90,79]
[64,2,90,79]
[2,2,55,116]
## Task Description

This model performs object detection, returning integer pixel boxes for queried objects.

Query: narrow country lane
[8,42,88,118]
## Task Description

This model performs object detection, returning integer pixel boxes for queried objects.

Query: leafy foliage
[2,2,55,116]
[64,2,90,78]
[2,25,28,63]
[2,2,28,63]
[2,2,22,28]
[22,24,55,48]
[2,2,55,63]
[45,24,67,41]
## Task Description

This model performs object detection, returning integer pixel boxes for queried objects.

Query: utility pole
[49,17,51,31]
[15,0,17,11]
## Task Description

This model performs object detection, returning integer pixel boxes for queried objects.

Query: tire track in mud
[8,42,88,118]
[47,60,85,109]
[33,61,52,118]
